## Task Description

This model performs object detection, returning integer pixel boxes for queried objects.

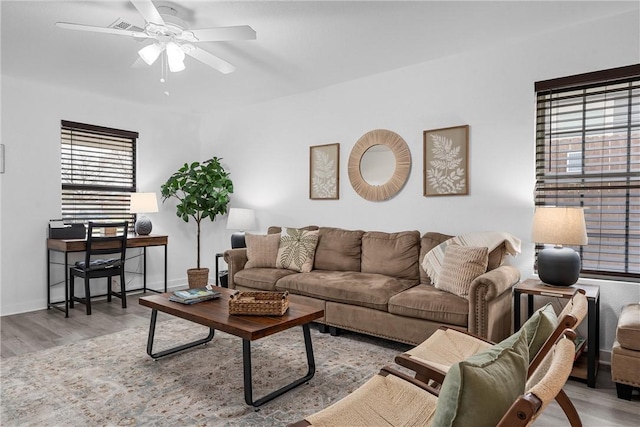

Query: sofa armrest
[223,248,248,290]
[469,265,520,301]
[468,265,520,339]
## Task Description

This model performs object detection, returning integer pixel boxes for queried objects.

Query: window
[535,65,640,281]
[61,120,137,230]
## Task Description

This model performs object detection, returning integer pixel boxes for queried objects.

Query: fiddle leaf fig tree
[161,157,233,269]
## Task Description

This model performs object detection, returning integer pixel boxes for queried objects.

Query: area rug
[1,319,409,426]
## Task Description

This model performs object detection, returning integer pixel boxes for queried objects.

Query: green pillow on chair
[433,328,529,427]
[520,303,558,362]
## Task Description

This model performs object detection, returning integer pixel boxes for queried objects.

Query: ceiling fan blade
[130,57,148,68]
[190,26,256,42]
[56,22,151,38]
[130,0,165,26]
[186,47,236,74]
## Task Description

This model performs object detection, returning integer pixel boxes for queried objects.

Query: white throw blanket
[422,231,522,286]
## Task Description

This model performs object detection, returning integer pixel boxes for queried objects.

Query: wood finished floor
[1,293,638,426]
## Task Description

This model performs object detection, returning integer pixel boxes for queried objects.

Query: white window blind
[535,65,640,281]
[61,120,137,229]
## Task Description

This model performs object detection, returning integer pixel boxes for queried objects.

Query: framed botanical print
[423,125,469,196]
[310,143,340,200]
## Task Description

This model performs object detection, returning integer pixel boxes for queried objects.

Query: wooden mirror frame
[348,129,411,201]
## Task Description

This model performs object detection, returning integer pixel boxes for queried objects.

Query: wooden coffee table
[139,288,324,407]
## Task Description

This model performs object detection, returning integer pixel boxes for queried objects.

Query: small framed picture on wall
[310,143,340,200]
[423,125,469,196]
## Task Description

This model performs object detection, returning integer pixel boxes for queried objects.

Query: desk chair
[69,221,128,315]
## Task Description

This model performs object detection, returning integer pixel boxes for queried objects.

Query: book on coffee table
[169,286,221,304]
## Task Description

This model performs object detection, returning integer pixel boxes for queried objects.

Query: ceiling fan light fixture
[166,42,186,72]
[138,42,163,65]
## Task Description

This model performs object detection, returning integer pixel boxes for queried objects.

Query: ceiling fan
[56,0,255,74]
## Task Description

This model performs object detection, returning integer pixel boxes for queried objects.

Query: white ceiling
[2,1,638,114]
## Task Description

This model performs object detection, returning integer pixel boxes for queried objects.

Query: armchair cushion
[436,245,488,298]
[245,233,280,269]
[522,303,559,362]
[433,328,529,427]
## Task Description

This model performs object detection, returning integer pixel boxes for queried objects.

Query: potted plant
[161,157,234,288]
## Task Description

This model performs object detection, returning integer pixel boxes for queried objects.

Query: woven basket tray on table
[229,291,289,316]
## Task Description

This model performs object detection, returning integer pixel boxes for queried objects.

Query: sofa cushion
[433,328,529,427]
[276,227,320,272]
[268,225,319,234]
[419,232,507,285]
[244,233,280,269]
[275,271,415,311]
[314,227,364,271]
[436,245,488,298]
[388,284,468,326]
[234,268,298,291]
[361,230,420,282]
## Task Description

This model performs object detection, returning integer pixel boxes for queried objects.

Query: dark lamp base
[231,231,246,249]
[537,246,581,287]
[135,216,152,235]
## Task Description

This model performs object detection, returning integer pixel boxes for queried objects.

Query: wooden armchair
[289,330,577,427]
[394,290,588,426]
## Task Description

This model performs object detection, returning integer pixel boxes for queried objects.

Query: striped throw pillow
[436,244,488,298]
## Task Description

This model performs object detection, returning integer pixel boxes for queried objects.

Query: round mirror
[360,144,395,185]
[348,129,411,201]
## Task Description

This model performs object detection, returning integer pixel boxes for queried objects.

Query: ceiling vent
[109,19,144,33]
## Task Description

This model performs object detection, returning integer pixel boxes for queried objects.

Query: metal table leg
[243,323,316,407]
[146,309,215,359]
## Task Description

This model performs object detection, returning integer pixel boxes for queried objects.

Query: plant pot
[187,268,209,288]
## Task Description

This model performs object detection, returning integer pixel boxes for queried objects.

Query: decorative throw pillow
[436,245,488,298]
[433,328,529,427]
[244,233,280,269]
[276,228,320,273]
[521,303,559,362]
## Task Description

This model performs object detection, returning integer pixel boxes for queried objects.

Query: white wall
[202,11,640,356]
[1,9,638,357]
[0,76,208,314]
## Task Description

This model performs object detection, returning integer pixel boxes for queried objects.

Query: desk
[47,234,168,316]
[513,279,600,388]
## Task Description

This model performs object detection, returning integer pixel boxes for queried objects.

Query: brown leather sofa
[223,226,520,345]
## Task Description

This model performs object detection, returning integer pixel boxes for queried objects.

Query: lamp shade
[129,192,159,214]
[226,208,256,231]
[532,207,588,246]
[138,43,163,66]
[166,42,186,72]
[227,208,256,249]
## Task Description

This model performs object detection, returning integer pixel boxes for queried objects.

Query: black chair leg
[84,277,92,315]
[107,277,112,302]
[120,272,127,309]
[69,272,75,309]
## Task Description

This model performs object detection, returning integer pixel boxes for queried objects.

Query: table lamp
[532,206,588,286]
[226,208,256,248]
[130,192,159,235]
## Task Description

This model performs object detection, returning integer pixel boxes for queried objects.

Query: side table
[514,278,600,388]
[215,252,228,287]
